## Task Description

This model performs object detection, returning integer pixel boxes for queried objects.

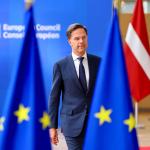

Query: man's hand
[49,128,59,145]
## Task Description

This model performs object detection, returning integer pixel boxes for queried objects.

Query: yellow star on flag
[14,104,30,123]
[124,113,136,132]
[0,117,5,131]
[39,112,50,129]
[95,106,112,125]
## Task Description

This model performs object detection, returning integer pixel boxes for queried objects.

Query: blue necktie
[78,57,87,93]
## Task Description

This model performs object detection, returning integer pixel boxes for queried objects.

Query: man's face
[68,28,88,56]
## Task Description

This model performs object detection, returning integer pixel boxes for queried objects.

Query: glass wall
[119,0,150,42]
[120,0,150,13]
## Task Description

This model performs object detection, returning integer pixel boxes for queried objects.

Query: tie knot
[78,57,84,63]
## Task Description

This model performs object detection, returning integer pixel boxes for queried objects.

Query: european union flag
[84,8,139,150]
[0,7,51,150]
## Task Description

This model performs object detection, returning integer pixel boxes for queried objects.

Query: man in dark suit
[49,23,100,150]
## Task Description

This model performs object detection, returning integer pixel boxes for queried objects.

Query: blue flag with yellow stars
[83,8,139,150]
[0,6,51,150]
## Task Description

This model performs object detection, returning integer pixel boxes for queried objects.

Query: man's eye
[74,37,79,40]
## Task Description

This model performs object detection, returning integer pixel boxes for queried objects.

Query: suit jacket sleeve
[48,62,62,128]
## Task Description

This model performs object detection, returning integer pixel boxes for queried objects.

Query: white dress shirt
[72,52,89,88]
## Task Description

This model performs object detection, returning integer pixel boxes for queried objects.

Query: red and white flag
[124,0,150,102]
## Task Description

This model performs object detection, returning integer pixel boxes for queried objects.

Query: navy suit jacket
[49,54,100,137]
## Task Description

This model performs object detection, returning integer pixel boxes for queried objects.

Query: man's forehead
[71,30,87,37]
[72,28,86,34]
[72,35,87,40]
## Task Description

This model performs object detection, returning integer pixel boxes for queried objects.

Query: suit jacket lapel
[67,56,83,91]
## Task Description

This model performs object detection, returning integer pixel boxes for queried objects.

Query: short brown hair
[66,23,88,39]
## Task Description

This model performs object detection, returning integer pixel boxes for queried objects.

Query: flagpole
[135,102,144,128]
[25,0,34,10]
[135,102,138,127]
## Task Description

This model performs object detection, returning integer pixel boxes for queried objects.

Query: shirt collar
[72,52,87,61]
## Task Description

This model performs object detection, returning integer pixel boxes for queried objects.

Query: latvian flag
[124,0,150,102]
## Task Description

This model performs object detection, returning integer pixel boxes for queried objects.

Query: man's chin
[78,48,85,52]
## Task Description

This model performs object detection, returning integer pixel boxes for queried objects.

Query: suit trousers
[64,115,88,150]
